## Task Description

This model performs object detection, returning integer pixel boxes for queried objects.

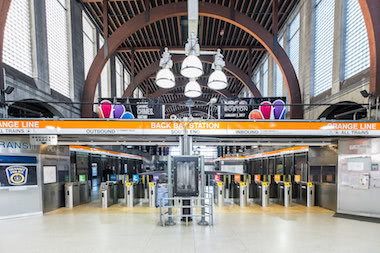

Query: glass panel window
[288,13,300,77]
[261,58,268,97]
[99,36,110,98]
[83,13,96,77]
[312,0,335,96]
[46,0,71,98]
[274,34,284,97]
[115,58,122,97]
[3,0,33,76]
[343,0,370,79]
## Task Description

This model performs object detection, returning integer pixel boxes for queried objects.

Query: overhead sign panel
[0,120,380,137]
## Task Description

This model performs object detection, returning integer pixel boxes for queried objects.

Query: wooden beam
[117,45,265,53]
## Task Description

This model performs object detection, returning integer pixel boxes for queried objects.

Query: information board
[0,165,37,187]
[43,166,57,184]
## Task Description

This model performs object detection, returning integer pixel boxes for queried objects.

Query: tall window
[3,0,32,76]
[343,0,370,79]
[83,13,96,77]
[46,0,71,98]
[261,58,269,97]
[274,34,284,97]
[124,70,130,91]
[253,70,260,91]
[288,13,300,77]
[312,0,335,96]
[99,37,110,98]
[115,58,122,97]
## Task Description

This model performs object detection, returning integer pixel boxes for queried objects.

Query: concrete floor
[0,201,379,253]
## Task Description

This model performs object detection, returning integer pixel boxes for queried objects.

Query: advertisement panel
[98,98,163,119]
[221,97,286,120]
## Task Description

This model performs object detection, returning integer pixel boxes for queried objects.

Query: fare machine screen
[173,156,199,197]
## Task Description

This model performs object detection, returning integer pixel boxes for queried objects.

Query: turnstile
[260,182,270,207]
[239,182,247,207]
[298,182,315,207]
[217,182,224,207]
[125,182,134,208]
[65,182,80,208]
[100,182,112,208]
[149,182,156,208]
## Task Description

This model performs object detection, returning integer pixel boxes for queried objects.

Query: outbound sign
[221,97,286,120]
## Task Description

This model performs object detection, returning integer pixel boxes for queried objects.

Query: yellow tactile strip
[45,200,333,215]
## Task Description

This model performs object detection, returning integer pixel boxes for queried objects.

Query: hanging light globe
[155,68,175,88]
[184,80,202,98]
[208,70,228,90]
[181,55,203,78]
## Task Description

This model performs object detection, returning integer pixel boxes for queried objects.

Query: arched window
[3,0,33,76]
[312,0,335,96]
[46,0,71,98]
[342,0,370,79]
[260,57,269,97]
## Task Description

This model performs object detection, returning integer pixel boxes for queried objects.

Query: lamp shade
[155,68,175,88]
[181,55,203,78]
[208,70,228,90]
[184,80,202,98]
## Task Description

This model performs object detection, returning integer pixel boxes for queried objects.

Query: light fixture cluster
[155,33,228,98]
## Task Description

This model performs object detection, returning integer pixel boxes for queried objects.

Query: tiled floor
[0,200,379,253]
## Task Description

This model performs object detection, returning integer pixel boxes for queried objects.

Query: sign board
[234,174,241,182]
[43,166,57,184]
[132,174,139,183]
[30,135,58,145]
[294,175,301,183]
[153,175,159,182]
[91,163,98,177]
[2,120,380,137]
[0,165,37,187]
[98,98,163,119]
[254,175,261,182]
[214,174,221,182]
[274,174,282,182]
[221,97,286,120]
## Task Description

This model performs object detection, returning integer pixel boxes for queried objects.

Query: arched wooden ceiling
[81,0,300,117]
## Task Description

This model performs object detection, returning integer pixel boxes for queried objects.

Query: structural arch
[318,101,367,120]
[81,1,302,118]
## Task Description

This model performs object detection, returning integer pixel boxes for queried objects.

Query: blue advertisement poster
[132,174,139,183]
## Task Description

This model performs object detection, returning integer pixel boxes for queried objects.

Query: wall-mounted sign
[153,175,159,182]
[132,174,139,183]
[234,174,241,182]
[92,163,98,177]
[254,175,261,182]
[30,135,58,145]
[43,166,57,184]
[214,175,221,181]
[221,97,286,120]
[98,98,163,119]
[0,165,37,187]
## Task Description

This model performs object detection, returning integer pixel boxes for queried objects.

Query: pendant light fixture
[181,33,203,78]
[155,48,175,89]
[208,49,228,90]
[184,78,202,98]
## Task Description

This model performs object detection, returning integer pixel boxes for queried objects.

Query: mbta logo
[6,166,28,186]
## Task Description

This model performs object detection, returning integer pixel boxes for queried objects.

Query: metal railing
[159,192,214,226]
